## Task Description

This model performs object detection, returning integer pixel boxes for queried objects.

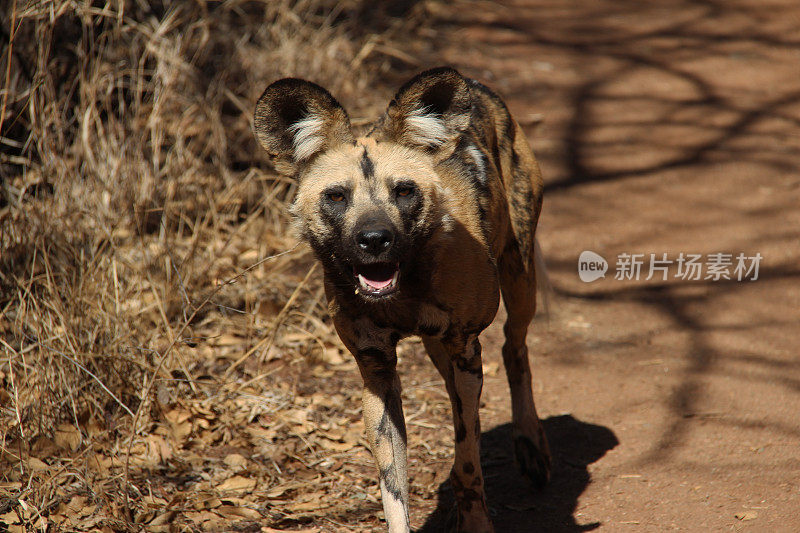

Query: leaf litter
[0,1,455,530]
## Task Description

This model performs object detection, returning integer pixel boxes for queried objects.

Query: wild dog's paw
[513,433,551,489]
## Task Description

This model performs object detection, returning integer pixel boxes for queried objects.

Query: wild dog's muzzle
[351,217,401,297]
[354,261,399,296]
[356,228,394,256]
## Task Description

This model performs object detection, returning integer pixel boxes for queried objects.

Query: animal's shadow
[416,415,618,532]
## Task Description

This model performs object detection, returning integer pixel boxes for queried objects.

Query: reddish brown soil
[402,0,800,530]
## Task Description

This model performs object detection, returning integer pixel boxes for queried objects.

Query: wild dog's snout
[353,215,396,260]
[356,227,394,256]
[351,214,401,297]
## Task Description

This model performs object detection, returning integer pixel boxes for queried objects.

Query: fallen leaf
[735,511,758,521]
[0,511,19,525]
[317,437,352,452]
[287,497,324,513]
[186,510,222,524]
[265,486,290,499]
[215,505,261,519]
[223,453,248,469]
[26,457,48,472]
[192,496,222,510]
[54,424,82,451]
[146,434,173,463]
[217,475,257,493]
[148,511,174,526]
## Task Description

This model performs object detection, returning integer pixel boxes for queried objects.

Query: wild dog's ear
[374,67,472,149]
[254,78,354,173]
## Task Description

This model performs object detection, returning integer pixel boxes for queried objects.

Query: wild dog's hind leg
[498,244,551,488]
[338,323,410,533]
[423,334,494,533]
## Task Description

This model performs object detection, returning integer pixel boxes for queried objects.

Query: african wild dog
[254,67,549,532]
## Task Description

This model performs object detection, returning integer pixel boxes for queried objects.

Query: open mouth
[353,262,400,297]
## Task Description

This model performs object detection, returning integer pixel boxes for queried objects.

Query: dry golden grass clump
[0,1,436,530]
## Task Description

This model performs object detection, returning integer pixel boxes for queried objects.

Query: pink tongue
[364,277,392,289]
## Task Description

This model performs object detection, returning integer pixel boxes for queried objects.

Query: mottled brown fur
[254,67,549,533]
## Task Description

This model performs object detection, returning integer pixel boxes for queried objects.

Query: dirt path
[403,0,800,530]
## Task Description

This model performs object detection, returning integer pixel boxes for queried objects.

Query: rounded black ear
[374,67,472,149]
[254,78,354,173]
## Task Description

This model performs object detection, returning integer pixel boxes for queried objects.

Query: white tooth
[358,274,369,290]
[391,270,399,286]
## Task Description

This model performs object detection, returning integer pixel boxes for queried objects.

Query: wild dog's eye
[325,188,347,203]
[395,183,416,198]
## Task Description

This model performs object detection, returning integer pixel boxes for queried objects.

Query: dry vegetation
[0,1,449,530]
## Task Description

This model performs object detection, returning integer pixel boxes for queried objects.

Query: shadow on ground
[417,415,618,532]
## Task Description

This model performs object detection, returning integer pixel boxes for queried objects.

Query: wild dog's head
[254,68,472,301]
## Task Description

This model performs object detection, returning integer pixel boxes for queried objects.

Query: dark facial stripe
[318,195,346,238]
[360,147,375,180]
[398,193,422,235]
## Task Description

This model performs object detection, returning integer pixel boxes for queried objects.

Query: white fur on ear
[288,114,325,161]
[466,143,486,183]
[404,107,449,147]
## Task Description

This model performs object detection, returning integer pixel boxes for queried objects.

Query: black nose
[356,228,394,256]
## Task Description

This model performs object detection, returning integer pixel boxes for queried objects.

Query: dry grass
[0,1,446,530]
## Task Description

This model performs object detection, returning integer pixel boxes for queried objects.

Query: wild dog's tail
[533,238,554,320]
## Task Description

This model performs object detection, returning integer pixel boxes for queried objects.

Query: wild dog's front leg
[349,341,410,533]
[333,314,409,532]
[423,335,494,533]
